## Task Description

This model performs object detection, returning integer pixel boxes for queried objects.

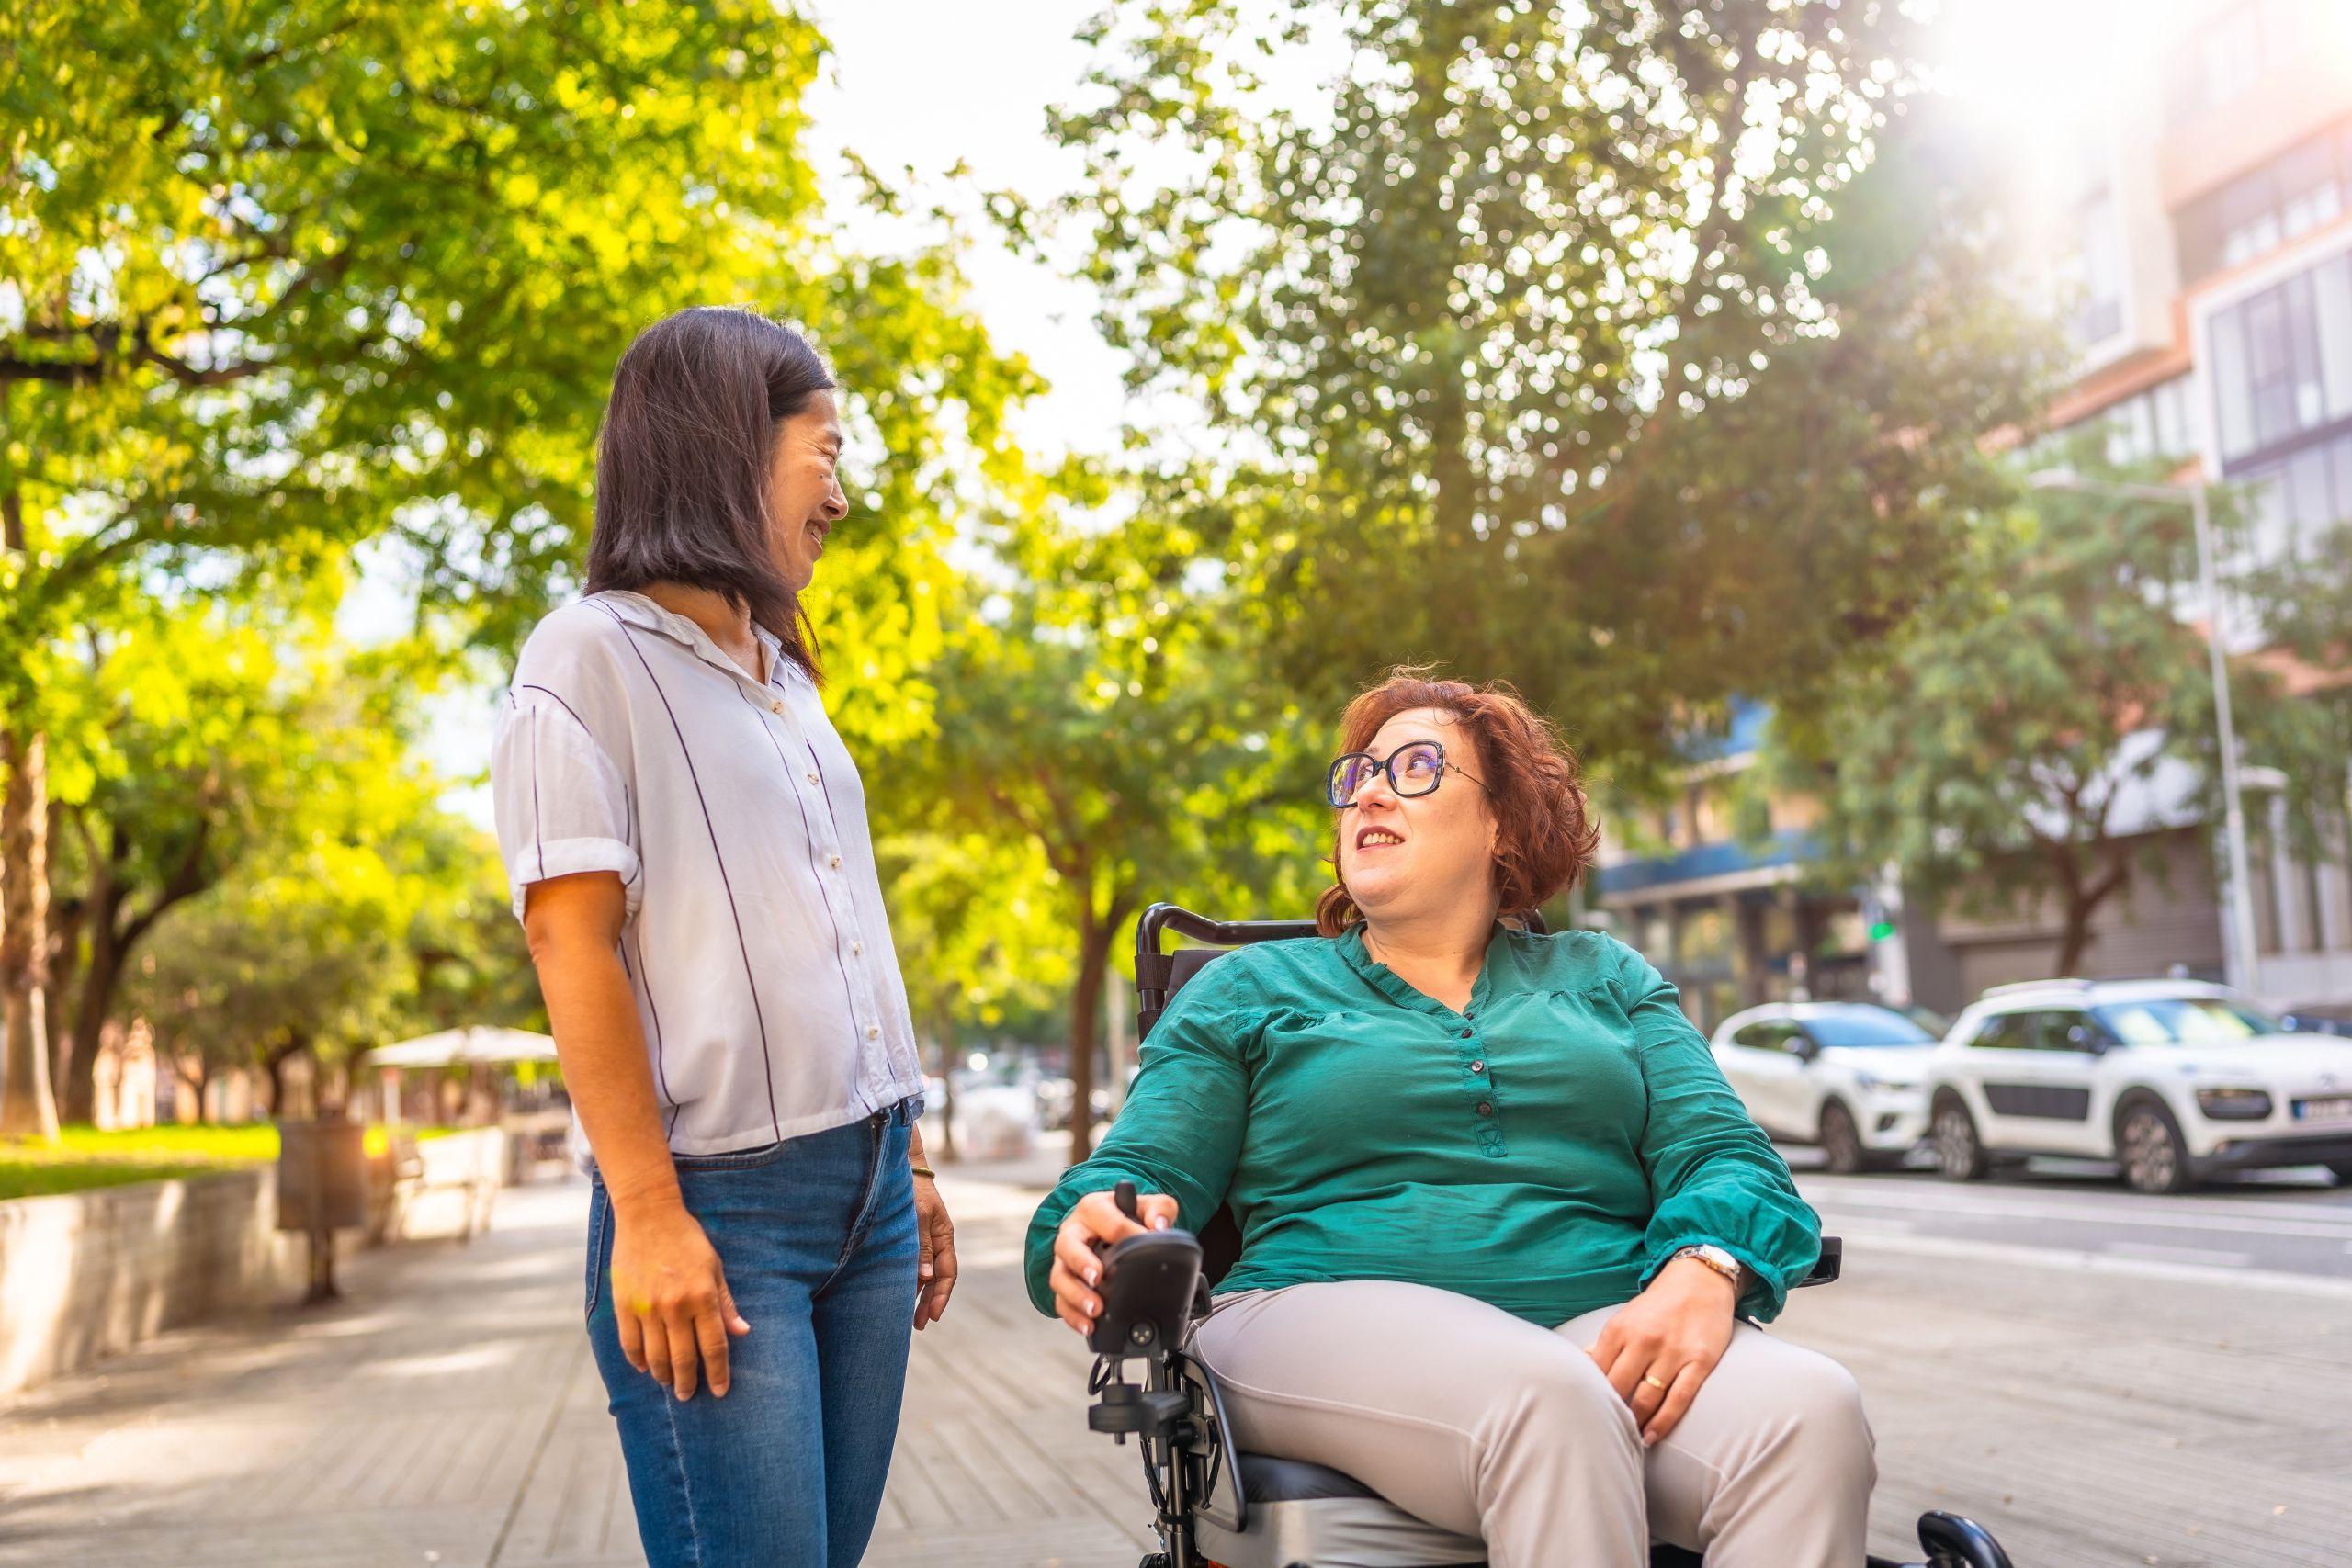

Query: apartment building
[2050,0,2352,1007]
[1597,0,2352,1021]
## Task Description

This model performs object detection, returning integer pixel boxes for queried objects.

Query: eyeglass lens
[1328,742,1446,806]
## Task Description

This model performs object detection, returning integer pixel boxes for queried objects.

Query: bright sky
[803,0,1130,461]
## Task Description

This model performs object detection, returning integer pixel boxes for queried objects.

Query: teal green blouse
[1024,925,1819,1326]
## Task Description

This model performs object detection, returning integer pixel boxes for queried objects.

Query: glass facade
[2208,251,2352,472]
[2098,375,2200,466]
[2177,118,2352,285]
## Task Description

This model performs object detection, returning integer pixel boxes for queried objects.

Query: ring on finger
[1641,1372,1669,1393]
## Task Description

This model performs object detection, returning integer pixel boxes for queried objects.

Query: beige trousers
[1189,1280,1875,1568]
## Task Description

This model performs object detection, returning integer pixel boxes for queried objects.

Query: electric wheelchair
[1076,903,2018,1568]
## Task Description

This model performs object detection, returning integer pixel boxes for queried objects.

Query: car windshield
[1804,1010,1937,1048]
[2089,998,2282,1045]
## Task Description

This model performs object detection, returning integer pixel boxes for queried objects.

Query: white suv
[1709,1002,1938,1173]
[1922,978,2352,1193]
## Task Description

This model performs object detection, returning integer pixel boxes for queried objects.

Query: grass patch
[0,1123,278,1201]
[0,1122,470,1201]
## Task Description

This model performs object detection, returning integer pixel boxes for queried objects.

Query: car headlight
[1851,1071,1879,1090]
[2194,1087,2273,1121]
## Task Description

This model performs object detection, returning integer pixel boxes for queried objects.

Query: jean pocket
[585,1183,611,1320]
[670,1140,791,1172]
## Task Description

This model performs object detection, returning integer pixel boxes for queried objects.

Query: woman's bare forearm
[524,874,680,1218]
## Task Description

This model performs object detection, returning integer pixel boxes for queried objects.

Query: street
[1786,1152,2352,1285]
[0,1162,2346,1568]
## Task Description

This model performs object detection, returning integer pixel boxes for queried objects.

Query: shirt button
[807,771,820,784]
[853,942,865,956]
[829,854,842,869]
[1469,1061,1486,1075]
[1476,1100,1494,1117]
[770,699,784,714]
[866,1025,881,1040]
[1460,1027,1474,1039]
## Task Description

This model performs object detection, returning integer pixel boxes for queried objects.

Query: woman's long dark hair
[587,307,832,680]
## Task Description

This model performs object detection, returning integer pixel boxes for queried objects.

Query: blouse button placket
[1453,1012,1504,1156]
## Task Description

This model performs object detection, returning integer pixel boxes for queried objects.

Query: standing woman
[491,307,956,1568]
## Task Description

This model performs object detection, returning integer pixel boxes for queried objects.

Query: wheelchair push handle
[1115,1179,1141,1224]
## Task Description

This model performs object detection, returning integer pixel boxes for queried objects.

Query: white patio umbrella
[364,1026,559,1069]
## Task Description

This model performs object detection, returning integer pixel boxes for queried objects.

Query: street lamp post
[2027,468,2264,999]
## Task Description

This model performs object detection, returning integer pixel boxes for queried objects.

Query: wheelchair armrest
[1796,1235,1841,1288]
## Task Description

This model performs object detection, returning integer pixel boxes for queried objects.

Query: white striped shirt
[490,591,924,1156]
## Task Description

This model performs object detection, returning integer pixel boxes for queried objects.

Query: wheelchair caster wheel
[1136,1556,1171,1568]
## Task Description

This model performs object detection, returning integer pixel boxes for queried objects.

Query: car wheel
[1820,1100,1867,1176]
[1931,1096,1988,1181]
[2117,1098,2195,1195]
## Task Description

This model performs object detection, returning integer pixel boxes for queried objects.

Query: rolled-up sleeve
[1618,943,1820,1321]
[491,688,640,922]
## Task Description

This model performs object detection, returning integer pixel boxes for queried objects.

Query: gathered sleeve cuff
[1616,942,1821,1321]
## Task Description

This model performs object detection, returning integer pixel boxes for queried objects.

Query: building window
[2085,375,2199,467]
[2177,118,2352,284]
[2074,188,2128,345]
[2209,254,2352,468]
[2237,428,2352,562]
[2165,0,2324,124]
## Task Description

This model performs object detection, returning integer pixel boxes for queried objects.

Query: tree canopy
[1766,444,2344,975]
[1043,3,2049,784]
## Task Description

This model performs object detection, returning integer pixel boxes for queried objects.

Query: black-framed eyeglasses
[1326,741,1486,807]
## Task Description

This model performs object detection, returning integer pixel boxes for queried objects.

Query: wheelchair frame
[1086,902,2016,1568]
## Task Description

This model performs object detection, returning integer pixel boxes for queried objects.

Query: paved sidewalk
[0,1167,2345,1567]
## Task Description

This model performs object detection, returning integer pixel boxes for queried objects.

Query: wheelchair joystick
[1086,1182,1203,1359]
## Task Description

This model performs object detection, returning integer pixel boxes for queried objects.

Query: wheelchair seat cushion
[1202,1452,1487,1568]
[1237,1451,1383,1504]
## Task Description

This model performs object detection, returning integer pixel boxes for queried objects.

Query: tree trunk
[60,818,210,1124]
[0,724,57,1141]
[65,916,127,1125]
[1067,914,1113,1166]
[264,1035,311,1117]
[42,798,81,1106]
[2052,849,2131,978]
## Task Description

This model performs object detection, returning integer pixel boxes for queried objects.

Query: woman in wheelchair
[1024,671,1874,1568]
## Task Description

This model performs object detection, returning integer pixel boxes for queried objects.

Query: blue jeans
[586,1100,919,1568]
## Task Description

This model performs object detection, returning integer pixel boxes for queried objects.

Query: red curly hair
[1315,670,1602,937]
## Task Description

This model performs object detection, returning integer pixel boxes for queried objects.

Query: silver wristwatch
[1668,1244,1746,1292]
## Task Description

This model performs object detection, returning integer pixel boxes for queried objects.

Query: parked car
[1922,977,2352,1194]
[1708,1002,1939,1173]
[2281,1002,2352,1038]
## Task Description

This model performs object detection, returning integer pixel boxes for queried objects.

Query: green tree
[910,513,1327,1161]
[1767,453,2339,976]
[124,734,502,1118]
[876,830,1072,1159]
[1,0,1041,1132]
[1041,6,2045,790]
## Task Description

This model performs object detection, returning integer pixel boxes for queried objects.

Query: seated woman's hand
[1047,1188,1180,1336]
[1585,1257,1739,1447]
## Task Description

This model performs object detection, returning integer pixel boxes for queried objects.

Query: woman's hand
[913,1174,958,1330]
[1046,1188,1179,1336]
[1586,1257,1738,1446]
[608,1193,751,1401]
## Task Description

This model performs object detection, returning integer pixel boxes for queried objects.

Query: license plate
[2292,1095,2352,1122]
